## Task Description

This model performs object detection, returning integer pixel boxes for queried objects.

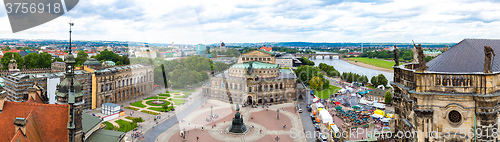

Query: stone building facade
[203,50,300,105]
[1,58,154,110]
[392,39,500,142]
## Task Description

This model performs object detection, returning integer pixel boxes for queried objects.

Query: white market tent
[316,103,325,108]
[359,99,373,105]
[339,88,346,93]
[371,114,383,119]
[346,87,354,93]
[381,118,391,123]
[373,102,386,109]
[312,97,318,102]
[319,109,333,123]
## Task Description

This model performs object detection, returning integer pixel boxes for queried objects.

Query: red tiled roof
[0,101,69,142]
[260,46,272,52]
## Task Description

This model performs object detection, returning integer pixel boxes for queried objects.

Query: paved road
[299,89,316,142]
[139,90,207,142]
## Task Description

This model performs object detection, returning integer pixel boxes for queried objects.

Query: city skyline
[1,0,500,44]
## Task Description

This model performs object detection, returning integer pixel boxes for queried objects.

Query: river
[310,52,394,82]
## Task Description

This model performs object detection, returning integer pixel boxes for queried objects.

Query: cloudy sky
[1,0,500,44]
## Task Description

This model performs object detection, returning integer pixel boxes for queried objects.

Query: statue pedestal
[226,125,250,135]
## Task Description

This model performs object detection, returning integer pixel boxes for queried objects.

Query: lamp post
[211,106,213,118]
[277,109,279,120]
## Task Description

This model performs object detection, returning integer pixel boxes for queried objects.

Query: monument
[484,45,496,73]
[227,105,248,134]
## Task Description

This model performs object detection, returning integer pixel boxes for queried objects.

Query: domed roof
[65,54,76,64]
[55,77,84,98]
[83,58,102,66]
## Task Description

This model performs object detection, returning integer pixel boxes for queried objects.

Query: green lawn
[158,94,171,97]
[115,119,137,132]
[171,98,185,105]
[174,95,187,98]
[146,100,171,106]
[346,57,395,70]
[183,92,191,96]
[124,106,139,111]
[145,96,166,100]
[147,106,174,112]
[166,91,179,93]
[174,89,196,92]
[314,85,342,99]
[103,121,114,130]
[131,101,147,108]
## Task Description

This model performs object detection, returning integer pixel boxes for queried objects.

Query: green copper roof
[232,61,279,69]
[86,129,125,142]
[82,113,102,134]
[258,49,275,55]
[102,61,115,66]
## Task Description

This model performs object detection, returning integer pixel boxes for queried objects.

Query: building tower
[55,21,84,142]
[8,54,19,74]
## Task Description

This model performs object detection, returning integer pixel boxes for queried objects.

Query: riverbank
[342,58,394,73]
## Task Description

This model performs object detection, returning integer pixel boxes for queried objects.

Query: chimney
[14,117,27,135]
[0,91,6,112]
[28,87,38,102]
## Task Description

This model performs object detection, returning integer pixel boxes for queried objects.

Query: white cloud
[1,0,500,44]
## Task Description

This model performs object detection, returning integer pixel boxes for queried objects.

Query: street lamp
[277,109,279,120]
[211,106,213,118]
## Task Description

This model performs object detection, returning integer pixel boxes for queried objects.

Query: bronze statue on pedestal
[484,45,496,73]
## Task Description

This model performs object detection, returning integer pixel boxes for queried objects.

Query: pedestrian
[224,121,225,123]
[202,126,204,131]
[197,137,199,141]
[221,129,223,133]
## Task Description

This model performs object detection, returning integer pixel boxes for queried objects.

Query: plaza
[156,100,306,142]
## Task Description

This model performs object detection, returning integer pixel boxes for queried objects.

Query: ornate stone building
[83,58,154,109]
[1,57,153,110]
[203,50,301,105]
[392,39,500,142]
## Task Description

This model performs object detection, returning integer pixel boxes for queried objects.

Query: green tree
[1,52,23,70]
[76,51,89,66]
[385,91,393,104]
[370,74,388,87]
[116,61,123,65]
[294,65,321,84]
[162,104,169,112]
[23,53,39,69]
[37,53,52,68]
[3,46,10,51]
[52,57,63,63]
[309,76,324,90]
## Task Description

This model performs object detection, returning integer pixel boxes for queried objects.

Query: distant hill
[209,42,456,48]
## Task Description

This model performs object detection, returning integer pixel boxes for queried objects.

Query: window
[448,110,461,123]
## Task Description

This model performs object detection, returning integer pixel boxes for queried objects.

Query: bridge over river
[292,53,359,59]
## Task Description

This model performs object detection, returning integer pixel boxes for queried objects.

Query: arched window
[101,84,104,92]
[126,79,129,86]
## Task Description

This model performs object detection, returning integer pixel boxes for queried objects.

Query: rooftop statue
[393,45,399,66]
[484,45,496,73]
[414,43,428,71]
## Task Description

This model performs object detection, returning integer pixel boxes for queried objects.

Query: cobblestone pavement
[156,101,307,142]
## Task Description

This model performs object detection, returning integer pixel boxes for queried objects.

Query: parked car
[314,124,320,131]
[298,108,303,113]
[310,113,315,120]
[307,106,312,112]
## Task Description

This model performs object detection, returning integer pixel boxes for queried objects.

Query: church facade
[392,39,500,142]
[203,50,301,105]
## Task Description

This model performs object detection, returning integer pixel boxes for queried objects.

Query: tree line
[294,65,329,91]
[131,56,230,88]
